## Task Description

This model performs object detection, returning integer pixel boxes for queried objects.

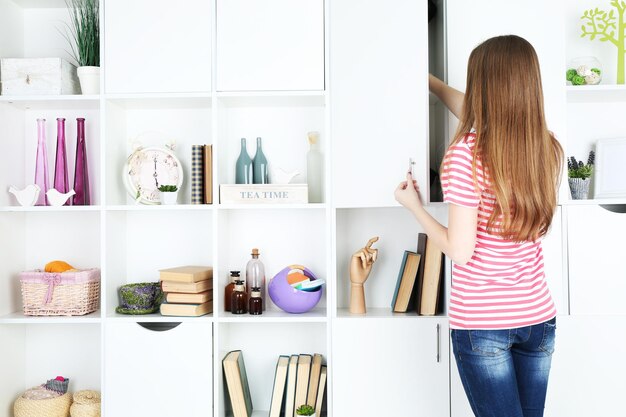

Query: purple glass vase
[72,118,90,205]
[34,118,50,206]
[53,118,70,205]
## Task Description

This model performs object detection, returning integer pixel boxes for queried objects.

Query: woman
[395,35,563,417]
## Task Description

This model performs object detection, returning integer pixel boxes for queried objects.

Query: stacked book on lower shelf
[223,351,327,417]
[159,266,213,317]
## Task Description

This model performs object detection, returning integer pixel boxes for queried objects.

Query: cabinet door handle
[436,323,441,363]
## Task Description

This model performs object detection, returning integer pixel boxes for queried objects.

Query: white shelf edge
[217,308,328,323]
[106,312,214,323]
[217,203,327,210]
[336,307,447,320]
[0,94,99,102]
[216,90,326,98]
[0,205,102,212]
[105,204,214,211]
[559,199,626,206]
[0,310,102,324]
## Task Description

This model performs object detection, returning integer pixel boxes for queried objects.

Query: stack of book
[159,266,213,317]
[391,232,445,315]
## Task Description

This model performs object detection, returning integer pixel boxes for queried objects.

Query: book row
[223,351,326,417]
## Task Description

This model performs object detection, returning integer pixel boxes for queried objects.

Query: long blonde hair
[451,35,563,242]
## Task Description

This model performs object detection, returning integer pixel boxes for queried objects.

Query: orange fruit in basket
[44,260,75,273]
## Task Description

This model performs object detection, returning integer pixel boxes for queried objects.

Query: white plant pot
[160,191,178,205]
[77,66,100,95]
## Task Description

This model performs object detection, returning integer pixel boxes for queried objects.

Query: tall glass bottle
[73,118,90,205]
[306,131,323,203]
[252,137,268,184]
[246,248,266,310]
[224,270,240,312]
[34,118,50,206]
[235,138,253,184]
[53,118,70,205]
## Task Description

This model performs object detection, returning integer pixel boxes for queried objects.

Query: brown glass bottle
[231,280,248,314]
[249,287,262,315]
[224,271,240,312]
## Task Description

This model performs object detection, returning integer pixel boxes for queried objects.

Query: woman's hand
[394,172,423,211]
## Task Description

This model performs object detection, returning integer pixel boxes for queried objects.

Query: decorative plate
[124,147,183,204]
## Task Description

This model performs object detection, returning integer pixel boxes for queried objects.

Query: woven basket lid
[73,390,101,404]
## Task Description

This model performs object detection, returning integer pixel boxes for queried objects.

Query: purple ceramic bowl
[268,266,322,314]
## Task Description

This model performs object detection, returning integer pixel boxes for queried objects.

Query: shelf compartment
[105,210,213,317]
[105,99,212,205]
[216,96,326,203]
[335,206,448,312]
[217,322,327,417]
[216,209,328,317]
[0,323,101,417]
[0,102,101,207]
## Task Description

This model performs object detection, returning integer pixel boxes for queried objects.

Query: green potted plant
[63,0,100,94]
[296,404,316,417]
[158,184,179,205]
[567,151,594,200]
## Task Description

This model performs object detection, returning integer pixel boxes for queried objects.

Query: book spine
[191,144,205,204]
[203,144,213,204]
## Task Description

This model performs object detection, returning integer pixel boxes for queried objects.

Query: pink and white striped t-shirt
[440,132,556,330]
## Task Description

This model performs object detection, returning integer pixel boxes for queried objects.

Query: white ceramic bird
[46,189,76,207]
[8,184,41,206]
[270,165,300,184]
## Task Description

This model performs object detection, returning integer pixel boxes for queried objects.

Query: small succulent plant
[296,404,315,416]
[567,151,595,179]
[158,184,178,192]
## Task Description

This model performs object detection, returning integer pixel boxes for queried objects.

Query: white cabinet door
[104,0,212,93]
[545,315,626,416]
[446,0,567,192]
[216,0,324,91]
[330,0,429,208]
[333,319,449,417]
[567,205,626,314]
[543,207,567,315]
[104,322,212,417]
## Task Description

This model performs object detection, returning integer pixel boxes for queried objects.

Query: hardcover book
[391,251,421,313]
[203,144,213,204]
[419,237,444,315]
[191,144,204,204]
[269,355,290,417]
[159,266,213,283]
[414,233,428,313]
[314,365,327,416]
[165,290,212,304]
[284,355,299,417]
[161,279,213,294]
[294,354,312,416]
[159,300,212,317]
[223,350,253,417]
[306,353,324,406]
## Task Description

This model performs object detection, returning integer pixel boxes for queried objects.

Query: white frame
[594,137,626,198]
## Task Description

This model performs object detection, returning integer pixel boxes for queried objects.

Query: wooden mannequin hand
[350,236,379,285]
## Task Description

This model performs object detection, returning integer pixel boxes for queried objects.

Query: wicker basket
[20,269,100,316]
[14,391,71,417]
[70,390,101,417]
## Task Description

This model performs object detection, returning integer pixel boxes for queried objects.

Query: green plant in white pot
[296,404,316,417]
[567,151,594,200]
[63,0,100,94]
[158,184,179,205]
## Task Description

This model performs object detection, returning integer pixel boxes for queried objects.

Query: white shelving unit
[3,1,624,416]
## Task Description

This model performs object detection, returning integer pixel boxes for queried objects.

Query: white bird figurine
[8,184,41,206]
[270,165,300,184]
[46,189,76,207]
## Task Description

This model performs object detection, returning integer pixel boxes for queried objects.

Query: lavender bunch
[568,150,595,179]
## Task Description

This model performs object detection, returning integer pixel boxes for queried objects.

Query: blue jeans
[451,318,556,417]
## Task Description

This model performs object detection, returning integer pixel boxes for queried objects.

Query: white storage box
[0,58,80,95]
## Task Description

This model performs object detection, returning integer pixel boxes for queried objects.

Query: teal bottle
[235,138,253,184]
[252,137,269,184]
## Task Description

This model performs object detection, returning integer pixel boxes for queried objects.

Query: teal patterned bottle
[252,137,269,184]
[235,138,253,184]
